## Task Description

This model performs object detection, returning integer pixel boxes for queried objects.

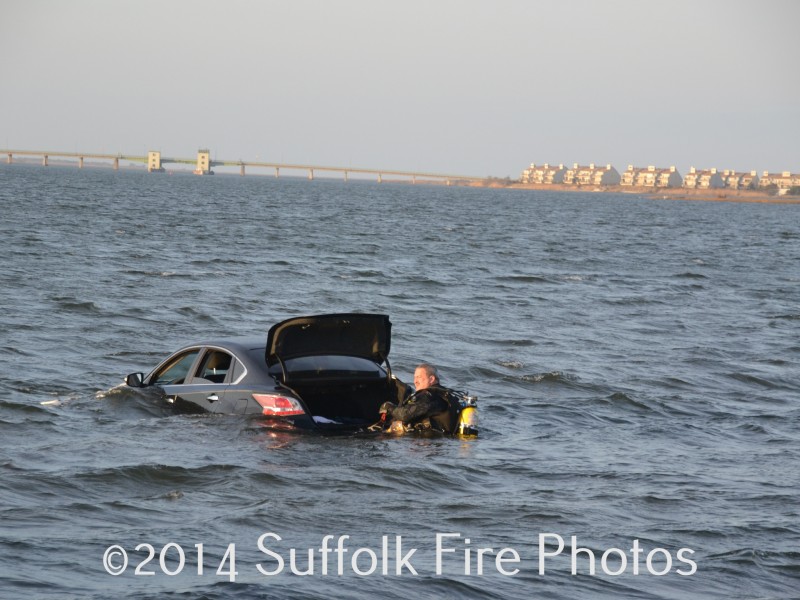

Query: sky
[2,0,798,178]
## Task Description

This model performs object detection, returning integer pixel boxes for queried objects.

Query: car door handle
[207,394,219,402]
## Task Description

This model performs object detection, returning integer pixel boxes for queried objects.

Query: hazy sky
[2,0,798,178]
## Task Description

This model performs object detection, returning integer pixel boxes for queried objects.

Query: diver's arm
[389,390,448,424]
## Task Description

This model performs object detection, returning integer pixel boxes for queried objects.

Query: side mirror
[126,372,145,388]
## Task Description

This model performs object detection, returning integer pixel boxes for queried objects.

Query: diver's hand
[378,401,396,416]
[389,420,406,434]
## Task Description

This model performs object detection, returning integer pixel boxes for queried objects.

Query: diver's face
[414,368,435,391]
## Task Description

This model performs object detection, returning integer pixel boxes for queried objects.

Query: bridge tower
[194,149,214,175]
[148,151,165,173]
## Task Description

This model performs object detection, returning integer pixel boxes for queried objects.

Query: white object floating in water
[312,415,340,424]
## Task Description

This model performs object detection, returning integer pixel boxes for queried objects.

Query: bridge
[1,148,485,185]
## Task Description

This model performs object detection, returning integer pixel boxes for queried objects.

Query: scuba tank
[427,388,479,437]
[456,393,478,436]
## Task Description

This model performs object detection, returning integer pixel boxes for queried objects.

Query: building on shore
[563,163,621,186]
[519,161,797,193]
[721,170,759,190]
[521,163,566,184]
[521,162,620,186]
[683,167,724,189]
[759,170,800,190]
[620,165,682,188]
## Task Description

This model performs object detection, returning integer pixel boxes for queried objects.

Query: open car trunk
[266,314,405,429]
[269,356,411,428]
[289,377,395,427]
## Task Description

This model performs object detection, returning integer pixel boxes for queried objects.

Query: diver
[379,363,455,433]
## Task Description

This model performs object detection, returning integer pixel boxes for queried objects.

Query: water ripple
[1,168,798,599]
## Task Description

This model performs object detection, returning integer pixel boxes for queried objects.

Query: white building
[620,165,682,188]
[521,163,566,184]
[683,167,724,189]
[563,163,621,186]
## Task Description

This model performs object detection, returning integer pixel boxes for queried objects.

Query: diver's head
[414,363,439,391]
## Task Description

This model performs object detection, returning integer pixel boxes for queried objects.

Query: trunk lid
[266,313,391,367]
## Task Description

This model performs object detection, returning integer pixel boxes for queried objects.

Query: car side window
[153,350,201,385]
[196,350,233,384]
[229,356,246,383]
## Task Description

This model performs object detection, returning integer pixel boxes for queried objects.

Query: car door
[169,348,237,414]
[150,348,205,413]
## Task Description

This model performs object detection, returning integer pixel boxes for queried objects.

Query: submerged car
[124,313,477,435]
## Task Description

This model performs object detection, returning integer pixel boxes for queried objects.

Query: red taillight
[252,393,305,416]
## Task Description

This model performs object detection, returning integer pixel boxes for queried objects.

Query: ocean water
[1,164,798,599]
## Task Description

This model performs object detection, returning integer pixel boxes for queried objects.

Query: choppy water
[1,164,798,599]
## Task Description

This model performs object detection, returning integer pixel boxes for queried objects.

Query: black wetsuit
[389,386,449,426]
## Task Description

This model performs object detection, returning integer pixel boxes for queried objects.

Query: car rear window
[280,355,385,379]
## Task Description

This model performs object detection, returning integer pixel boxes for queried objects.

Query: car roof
[175,336,266,355]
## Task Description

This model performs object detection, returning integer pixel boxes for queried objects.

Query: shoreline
[5,159,798,204]
[496,183,800,205]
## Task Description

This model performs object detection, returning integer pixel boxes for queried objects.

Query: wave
[465,365,576,389]
[0,345,33,357]
[600,391,654,411]
[0,398,55,416]
[493,274,551,284]
[770,313,800,321]
[92,385,171,418]
[727,372,798,391]
[49,296,103,314]
[189,257,250,267]
[485,338,536,347]
[74,463,247,488]
[176,306,217,321]
[706,547,800,576]
[519,371,571,384]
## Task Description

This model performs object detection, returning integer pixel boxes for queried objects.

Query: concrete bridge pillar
[79,157,84,169]
[113,157,119,170]
[194,149,211,175]
[308,169,314,180]
[344,171,349,182]
[7,153,11,164]
[43,155,48,166]
[240,164,246,176]
[377,173,382,184]
[147,151,163,173]
[275,167,280,178]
